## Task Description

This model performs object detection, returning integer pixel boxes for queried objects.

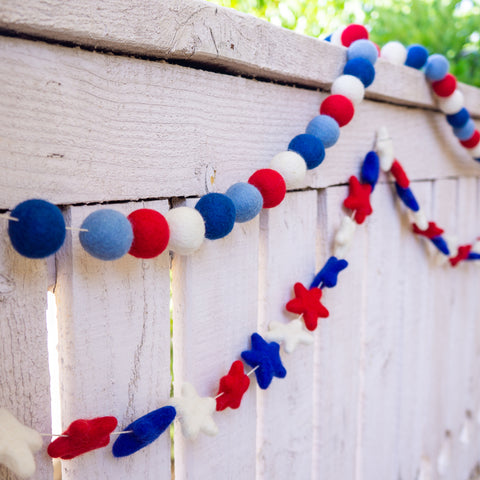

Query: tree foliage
[210,0,480,86]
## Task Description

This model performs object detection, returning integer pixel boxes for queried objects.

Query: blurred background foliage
[209,0,480,86]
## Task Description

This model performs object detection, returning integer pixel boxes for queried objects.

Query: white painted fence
[1,1,480,479]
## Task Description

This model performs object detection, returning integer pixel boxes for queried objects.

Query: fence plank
[256,190,317,480]
[394,181,435,479]
[447,177,479,480]
[171,200,259,480]
[0,222,53,480]
[313,185,366,479]
[356,182,404,479]
[1,37,480,210]
[54,200,171,480]
[1,0,480,112]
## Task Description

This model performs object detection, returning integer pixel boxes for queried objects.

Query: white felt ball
[376,126,395,171]
[165,207,205,255]
[270,151,307,189]
[330,26,345,46]
[438,90,464,115]
[467,143,480,158]
[380,41,407,65]
[331,75,365,105]
[410,209,429,231]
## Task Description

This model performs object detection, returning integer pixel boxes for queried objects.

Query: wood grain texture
[256,190,317,480]
[1,0,480,111]
[356,182,405,479]
[394,181,435,480]
[54,200,172,480]
[313,185,366,480]
[0,221,53,480]
[1,37,479,211]
[171,199,259,480]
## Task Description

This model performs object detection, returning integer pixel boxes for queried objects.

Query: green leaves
[210,0,480,86]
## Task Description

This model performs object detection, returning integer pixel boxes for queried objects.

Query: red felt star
[285,282,329,331]
[412,221,444,239]
[47,416,118,459]
[450,244,472,267]
[343,176,373,224]
[216,360,250,411]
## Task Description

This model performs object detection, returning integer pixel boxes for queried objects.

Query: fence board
[395,181,435,479]
[256,190,317,480]
[54,200,171,480]
[1,0,480,112]
[0,222,53,480]
[313,185,366,479]
[357,182,404,479]
[171,200,259,479]
[1,37,480,211]
[448,177,479,480]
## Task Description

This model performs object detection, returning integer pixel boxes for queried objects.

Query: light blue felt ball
[425,54,449,81]
[8,199,66,258]
[347,39,378,65]
[405,44,429,69]
[343,58,375,88]
[305,115,340,149]
[225,182,263,223]
[453,119,476,140]
[195,193,236,240]
[80,209,134,260]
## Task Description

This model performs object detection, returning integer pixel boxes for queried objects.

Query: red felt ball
[390,160,410,188]
[341,24,369,47]
[320,95,355,127]
[460,130,480,149]
[432,73,457,97]
[127,209,170,259]
[248,169,286,209]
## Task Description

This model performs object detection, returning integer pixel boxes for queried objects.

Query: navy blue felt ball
[112,406,176,457]
[453,119,475,141]
[343,58,375,88]
[195,193,236,240]
[395,183,420,212]
[405,44,429,69]
[361,151,380,190]
[225,182,263,223]
[288,134,325,169]
[8,199,66,258]
[430,236,450,256]
[305,115,340,149]
[446,108,470,128]
[80,209,133,261]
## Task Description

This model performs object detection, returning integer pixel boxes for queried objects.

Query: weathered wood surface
[54,200,172,480]
[171,198,259,480]
[1,0,480,111]
[0,222,53,480]
[1,36,480,210]
[257,190,317,479]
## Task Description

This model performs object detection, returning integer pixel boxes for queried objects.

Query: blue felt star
[241,333,286,389]
[310,256,348,289]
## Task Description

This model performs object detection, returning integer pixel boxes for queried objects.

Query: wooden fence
[1,1,480,479]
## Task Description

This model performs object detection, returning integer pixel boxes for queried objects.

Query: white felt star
[264,319,314,354]
[334,216,356,258]
[0,408,42,479]
[376,126,394,172]
[170,383,218,440]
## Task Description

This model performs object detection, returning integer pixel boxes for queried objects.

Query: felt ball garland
[3,23,480,479]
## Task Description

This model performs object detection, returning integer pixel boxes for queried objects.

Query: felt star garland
[1,22,480,479]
